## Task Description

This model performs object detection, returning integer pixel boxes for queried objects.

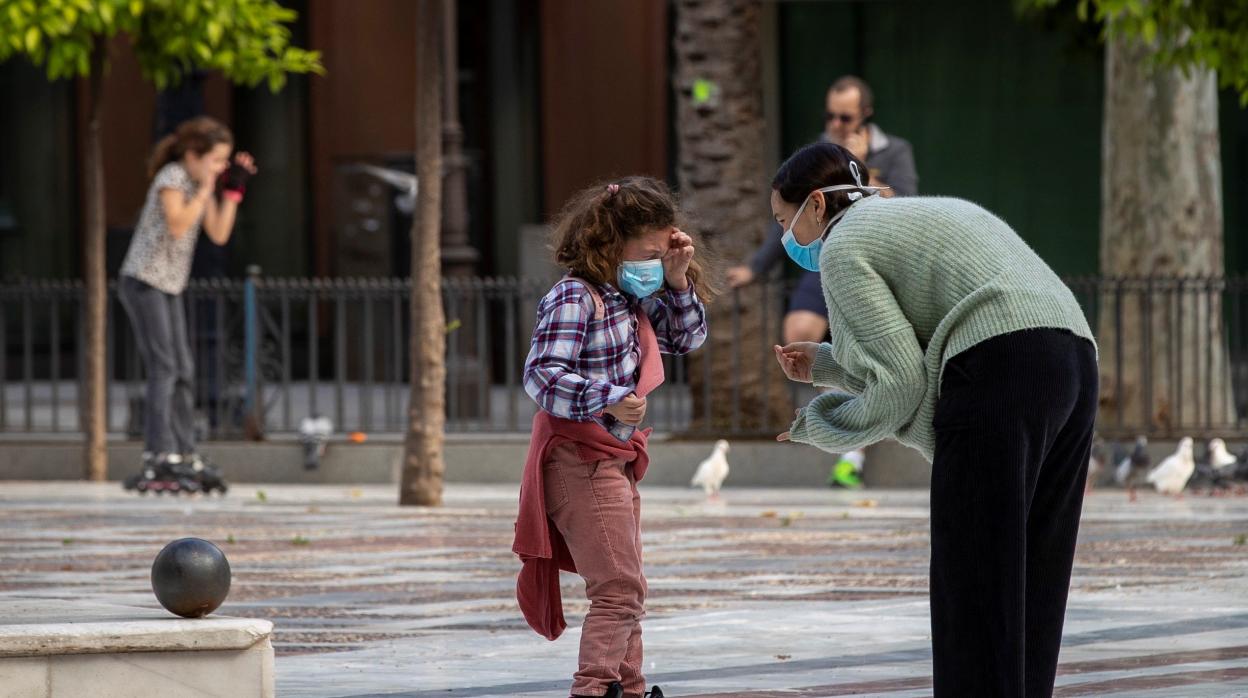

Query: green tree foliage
[0,0,323,90]
[1019,0,1248,103]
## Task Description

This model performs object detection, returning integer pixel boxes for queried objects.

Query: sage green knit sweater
[787,195,1095,462]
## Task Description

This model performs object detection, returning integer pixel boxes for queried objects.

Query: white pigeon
[1209,438,1238,474]
[691,440,730,501]
[1146,437,1195,496]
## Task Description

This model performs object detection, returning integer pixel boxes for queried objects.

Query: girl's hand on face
[663,228,695,290]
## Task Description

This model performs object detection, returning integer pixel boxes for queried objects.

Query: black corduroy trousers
[929,329,1099,698]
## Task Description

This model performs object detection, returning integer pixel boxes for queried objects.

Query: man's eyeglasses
[825,112,857,125]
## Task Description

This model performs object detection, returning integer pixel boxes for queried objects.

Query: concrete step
[0,599,273,698]
[0,437,935,488]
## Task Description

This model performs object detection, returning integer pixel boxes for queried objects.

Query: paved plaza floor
[1,481,1246,697]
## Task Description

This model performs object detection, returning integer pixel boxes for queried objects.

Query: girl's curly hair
[550,175,716,300]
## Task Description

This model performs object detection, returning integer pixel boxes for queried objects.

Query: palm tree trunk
[673,0,791,434]
[400,0,447,506]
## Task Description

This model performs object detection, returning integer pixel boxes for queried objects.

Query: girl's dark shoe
[572,682,623,698]
[623,685,665,698]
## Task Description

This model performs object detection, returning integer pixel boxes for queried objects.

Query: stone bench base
[0,600,273,698]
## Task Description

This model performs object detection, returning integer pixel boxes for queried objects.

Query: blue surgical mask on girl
[781,162,885,272]
[617,259,665,297]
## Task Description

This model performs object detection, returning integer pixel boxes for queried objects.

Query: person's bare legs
[783,310,828,345]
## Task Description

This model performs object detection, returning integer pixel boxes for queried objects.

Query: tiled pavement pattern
[1,482,1246,697]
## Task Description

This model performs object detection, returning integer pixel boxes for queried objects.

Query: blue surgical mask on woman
[617,258,665,297]
[781,162,884,272]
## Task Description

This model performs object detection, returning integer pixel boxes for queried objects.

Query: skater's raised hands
[232,151,259,175]
[219,151,258,202]
[774,342,818,383]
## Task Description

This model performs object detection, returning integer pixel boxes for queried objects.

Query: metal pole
[243,266,261,429]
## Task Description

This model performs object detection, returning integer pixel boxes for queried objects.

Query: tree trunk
[83,39,108,480]
[1097,31,1230,435]
[400,0,446,506]
[673,0,791,434]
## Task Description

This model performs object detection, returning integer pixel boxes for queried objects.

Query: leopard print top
[119,162,202,295]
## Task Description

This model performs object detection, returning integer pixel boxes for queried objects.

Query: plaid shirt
[523,277,707,426]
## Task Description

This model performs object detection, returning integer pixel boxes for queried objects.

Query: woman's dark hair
[771,141,869,216]
[147,116,234,179]
[550,175,717,300]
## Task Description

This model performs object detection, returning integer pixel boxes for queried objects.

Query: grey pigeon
[1192,439,1236,494]
[1235,446,1248,480]
[1086,435,1108,493]
[1114,435,1151,502]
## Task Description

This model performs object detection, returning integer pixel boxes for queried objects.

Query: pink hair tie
[605,183,620,196]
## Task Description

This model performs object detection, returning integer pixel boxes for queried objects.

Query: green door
[778,0,1104,276]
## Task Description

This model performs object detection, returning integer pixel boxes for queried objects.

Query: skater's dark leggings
[929,328,1098,697]
[118,275,197,457]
